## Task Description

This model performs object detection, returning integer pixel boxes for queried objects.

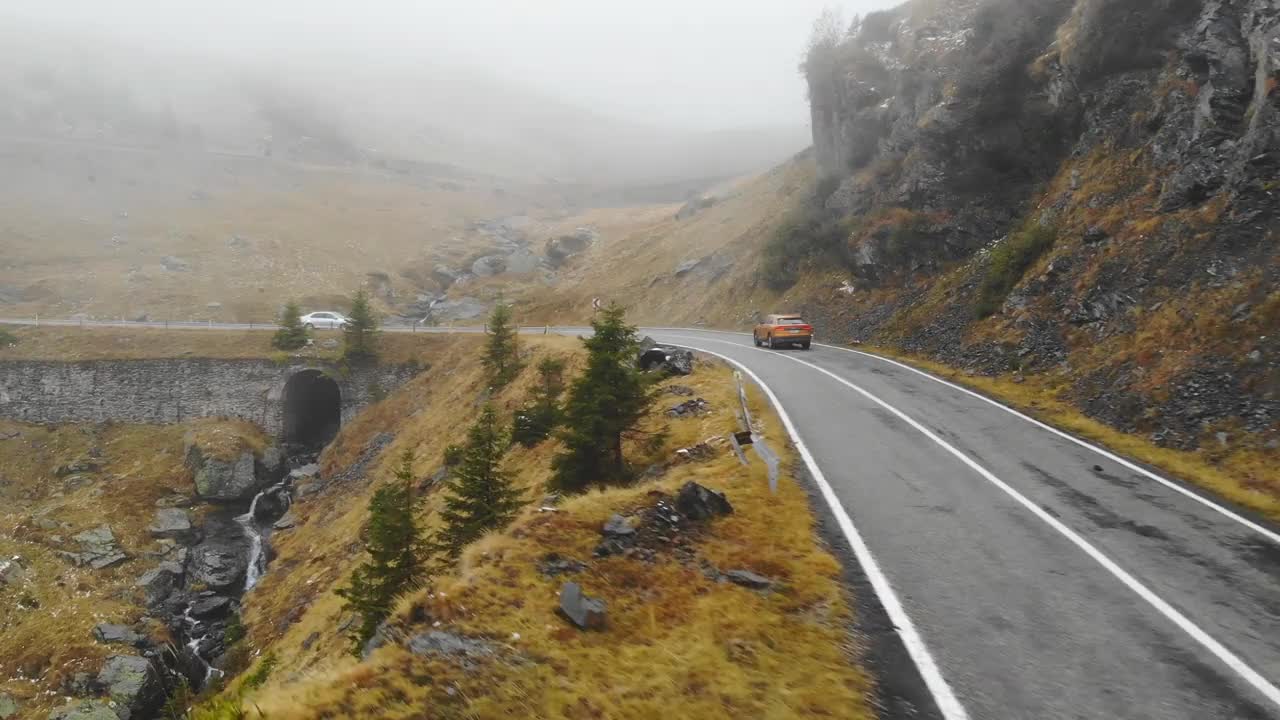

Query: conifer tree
[272,300,309,350]
[343,289,380,362]
[483,298,521,387]
[434,404,525,561]
[551,303,653,492]
[512,356,566,447]
[335,450,425,656]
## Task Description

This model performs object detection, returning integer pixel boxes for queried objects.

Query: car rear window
[777,318,806,325]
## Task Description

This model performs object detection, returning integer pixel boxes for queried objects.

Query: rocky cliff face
[801,0,1278,450]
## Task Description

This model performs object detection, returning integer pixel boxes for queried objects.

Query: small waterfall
[236,481,290,592]
[181,602,223,686]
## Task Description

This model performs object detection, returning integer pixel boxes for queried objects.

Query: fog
[0,0,899,184]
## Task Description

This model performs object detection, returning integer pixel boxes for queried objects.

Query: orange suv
[753,314,814,350]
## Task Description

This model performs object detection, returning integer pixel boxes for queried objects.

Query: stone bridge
[0,358,419,446]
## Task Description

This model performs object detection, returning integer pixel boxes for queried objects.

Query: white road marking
[663,332,1280,711]
[646,327,1280,547]
[662,343,972,720]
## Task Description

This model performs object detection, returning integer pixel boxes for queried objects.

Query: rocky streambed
[46,446,317,720]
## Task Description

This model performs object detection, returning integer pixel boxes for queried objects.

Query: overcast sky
[4,0,900,131]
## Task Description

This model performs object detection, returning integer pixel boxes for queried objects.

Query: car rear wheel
[801,340,812,350]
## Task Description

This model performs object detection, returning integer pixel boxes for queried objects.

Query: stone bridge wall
[0,358,418,435]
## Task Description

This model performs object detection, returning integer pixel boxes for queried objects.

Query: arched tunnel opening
[282,370,342,450]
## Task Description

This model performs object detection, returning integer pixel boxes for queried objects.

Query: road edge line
[665,342,971,720]
[642,327,1279,546]
[753,347,1280,710]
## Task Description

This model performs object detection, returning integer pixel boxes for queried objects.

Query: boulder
[675,482,733,521]
[47,700,117,720]
[188,594,233,619]
[188,518,249,591]
[667,398,711,417]
[258,446,286,483]
[601,514,635,538]
[97,656,163,720]
[93,624,145,647]
[252,485,290,523]
[148,509,195,543]
[0,557,27,587]
[537,553,586,577]
[159,256,191,272]
[289,463,320,481]
[407,631,495,662]
[637,339,694,376]
[558,582,607,631]
[136,561,184,606]
[725,569,774,590]
[0,693,18,719]
[272,511,298,531]
[69,526,128,570]
[187,447,261,502]
[471,255,508,277]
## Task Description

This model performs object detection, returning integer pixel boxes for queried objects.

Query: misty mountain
[0,20,808,185]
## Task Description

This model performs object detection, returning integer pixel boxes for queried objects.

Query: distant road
[4,318,1278,718]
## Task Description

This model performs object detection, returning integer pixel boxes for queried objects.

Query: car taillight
[799,325,812,332]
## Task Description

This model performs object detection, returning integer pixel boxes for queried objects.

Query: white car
[300,311,349,330]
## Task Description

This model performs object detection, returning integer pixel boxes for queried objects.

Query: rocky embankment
[5,429,311,720]
[793,0,1278,452]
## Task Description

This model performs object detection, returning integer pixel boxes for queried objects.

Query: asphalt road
[4,318,1278,718]
[646,329,1280,720]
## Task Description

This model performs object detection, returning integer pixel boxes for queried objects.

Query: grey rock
[667,398,711,417]
[538,553,587,577]
[1082,226,1109,244]
[0,693,17,719]
[558,582,607,631]
[148,509,194,543]
[48,700,117,720]
[159,255,191,272]
[71,526,129,570]
[97,655,163,720]
[188,594,233,619]
[0,557,27,587]
[273,511,298,530]
[93,624,145,646]
[187,446,261,502]
[674,259,702,275]
[675,482,733,521]
[637,340,694,376]
[55,459,101,477]
[320,338,339,349]
[289,463,320,481]
[407,631,495,661]
[136,561,183,605]
[430,296,487,321]
[725,569,774,590]
[189,518,249,591]
[471,255,508,277]
[259,445,286,482]
[675,195,717,221]
[602,514,635,537]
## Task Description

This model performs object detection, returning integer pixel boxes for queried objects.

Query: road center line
[661,332,1280,710]
[659,342,971,720]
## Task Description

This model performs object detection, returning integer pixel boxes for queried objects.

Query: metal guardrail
[0,317,595,335]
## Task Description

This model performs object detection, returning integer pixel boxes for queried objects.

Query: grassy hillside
[193,335,874,719]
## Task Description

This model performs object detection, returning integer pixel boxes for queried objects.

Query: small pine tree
[335,451,425,657]
[343,289,380,362]
[551,303,654,493]
[512,356,566,447]
[434,404,525,561]
[483,298,521,387]
[271,301,309,350]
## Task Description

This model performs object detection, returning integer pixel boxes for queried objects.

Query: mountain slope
[521,0,1278,511]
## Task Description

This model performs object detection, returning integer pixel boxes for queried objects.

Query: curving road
[4,318,1278,718]
[644,329,1280,720]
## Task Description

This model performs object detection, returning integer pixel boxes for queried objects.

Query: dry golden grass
[0,325,450,364]
[207,338,873,719]
[0,147,522,322]
[0,419,253,718]
[517,159,817,327]
[861,346,1280,521]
